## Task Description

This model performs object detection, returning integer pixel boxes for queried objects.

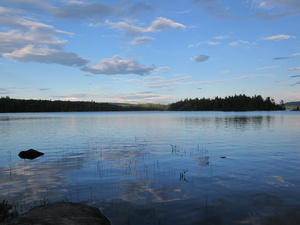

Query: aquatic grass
[179,170,189,182]
[0,200,18,222]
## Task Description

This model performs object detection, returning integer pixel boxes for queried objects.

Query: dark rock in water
[1,202,111,225]
[18,149,44,160]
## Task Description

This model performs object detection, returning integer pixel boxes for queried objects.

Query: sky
[0,0,300,104]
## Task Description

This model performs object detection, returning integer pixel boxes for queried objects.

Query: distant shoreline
[0,95,287,113]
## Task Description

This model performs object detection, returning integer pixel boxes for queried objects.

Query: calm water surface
[0,111,299,224]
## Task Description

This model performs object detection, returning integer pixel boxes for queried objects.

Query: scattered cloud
[287,67,300,70]
[0,86,49,96]
[192,0,233,19]
[214,35,228,39]
[273,57,290,60]
[3,45,90,67]
[142,76,191,88]
[249,0,300,19]
[221,70,231,73]
[250,0,300,10]
[53,91,174,103]
[0,88,13,95]
[53,1,154,21]
[106,17,186,36]
[110,92,174,103]
[0,0,52,11]
[189,74,273,85]
[51,93,103,101]
[290,75,300,78]
[0,8,70,55]
[126,36,156,46]
[250,11,297,20]
[263,34,296,40]
[255,65,280,70]
[188,41,220,48]
[152,67,170,73]
[229,40,253,46]
[290,81,300,86]
[0,5,94,69]
[81,55,155,75]
[190,55,210,62]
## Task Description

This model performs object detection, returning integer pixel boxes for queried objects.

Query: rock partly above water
[1,202,111,225]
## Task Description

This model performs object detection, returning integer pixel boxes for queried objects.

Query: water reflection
[0,111,299,224]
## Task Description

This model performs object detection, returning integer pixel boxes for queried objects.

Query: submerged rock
[18,149,44,160]
[1,202,111,225]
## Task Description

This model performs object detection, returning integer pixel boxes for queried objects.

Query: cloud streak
[188,74,273,85]
[250,0,300,10]
[287,67,300,71]
[142,76,191,88]
[263,34,296,40]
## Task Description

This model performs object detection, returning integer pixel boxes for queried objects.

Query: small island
[0,94,285,113]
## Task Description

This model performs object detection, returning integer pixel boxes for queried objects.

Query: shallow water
[0,111,299,224]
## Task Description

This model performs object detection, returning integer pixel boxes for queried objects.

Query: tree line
[0,94,285,113]
[0,97,122,113]
[169,94,285,111]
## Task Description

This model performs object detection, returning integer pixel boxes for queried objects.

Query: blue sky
[1,0,299,104]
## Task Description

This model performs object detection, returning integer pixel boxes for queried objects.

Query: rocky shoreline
[1,202,111,225]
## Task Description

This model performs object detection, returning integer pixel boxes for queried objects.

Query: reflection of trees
[182,115,273,132]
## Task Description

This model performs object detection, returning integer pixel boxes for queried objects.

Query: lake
[0,111,299,225]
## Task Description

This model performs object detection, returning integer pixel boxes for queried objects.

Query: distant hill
[285,101,300,107]
[285,101,300,110]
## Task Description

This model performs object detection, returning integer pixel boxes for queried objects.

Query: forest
[0,97,122,113]
[169,95,285,111]
[0,94,285,113]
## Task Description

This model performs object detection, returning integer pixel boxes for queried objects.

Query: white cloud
[0,5,97,69]
[106,17,186,36]
[81,55,155,75]
[127,36,156,45]
[190,55,209,62]
[0,6,71,55]
[0,7,71,45]
[263,34,296,40]
[3,45,90,67]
